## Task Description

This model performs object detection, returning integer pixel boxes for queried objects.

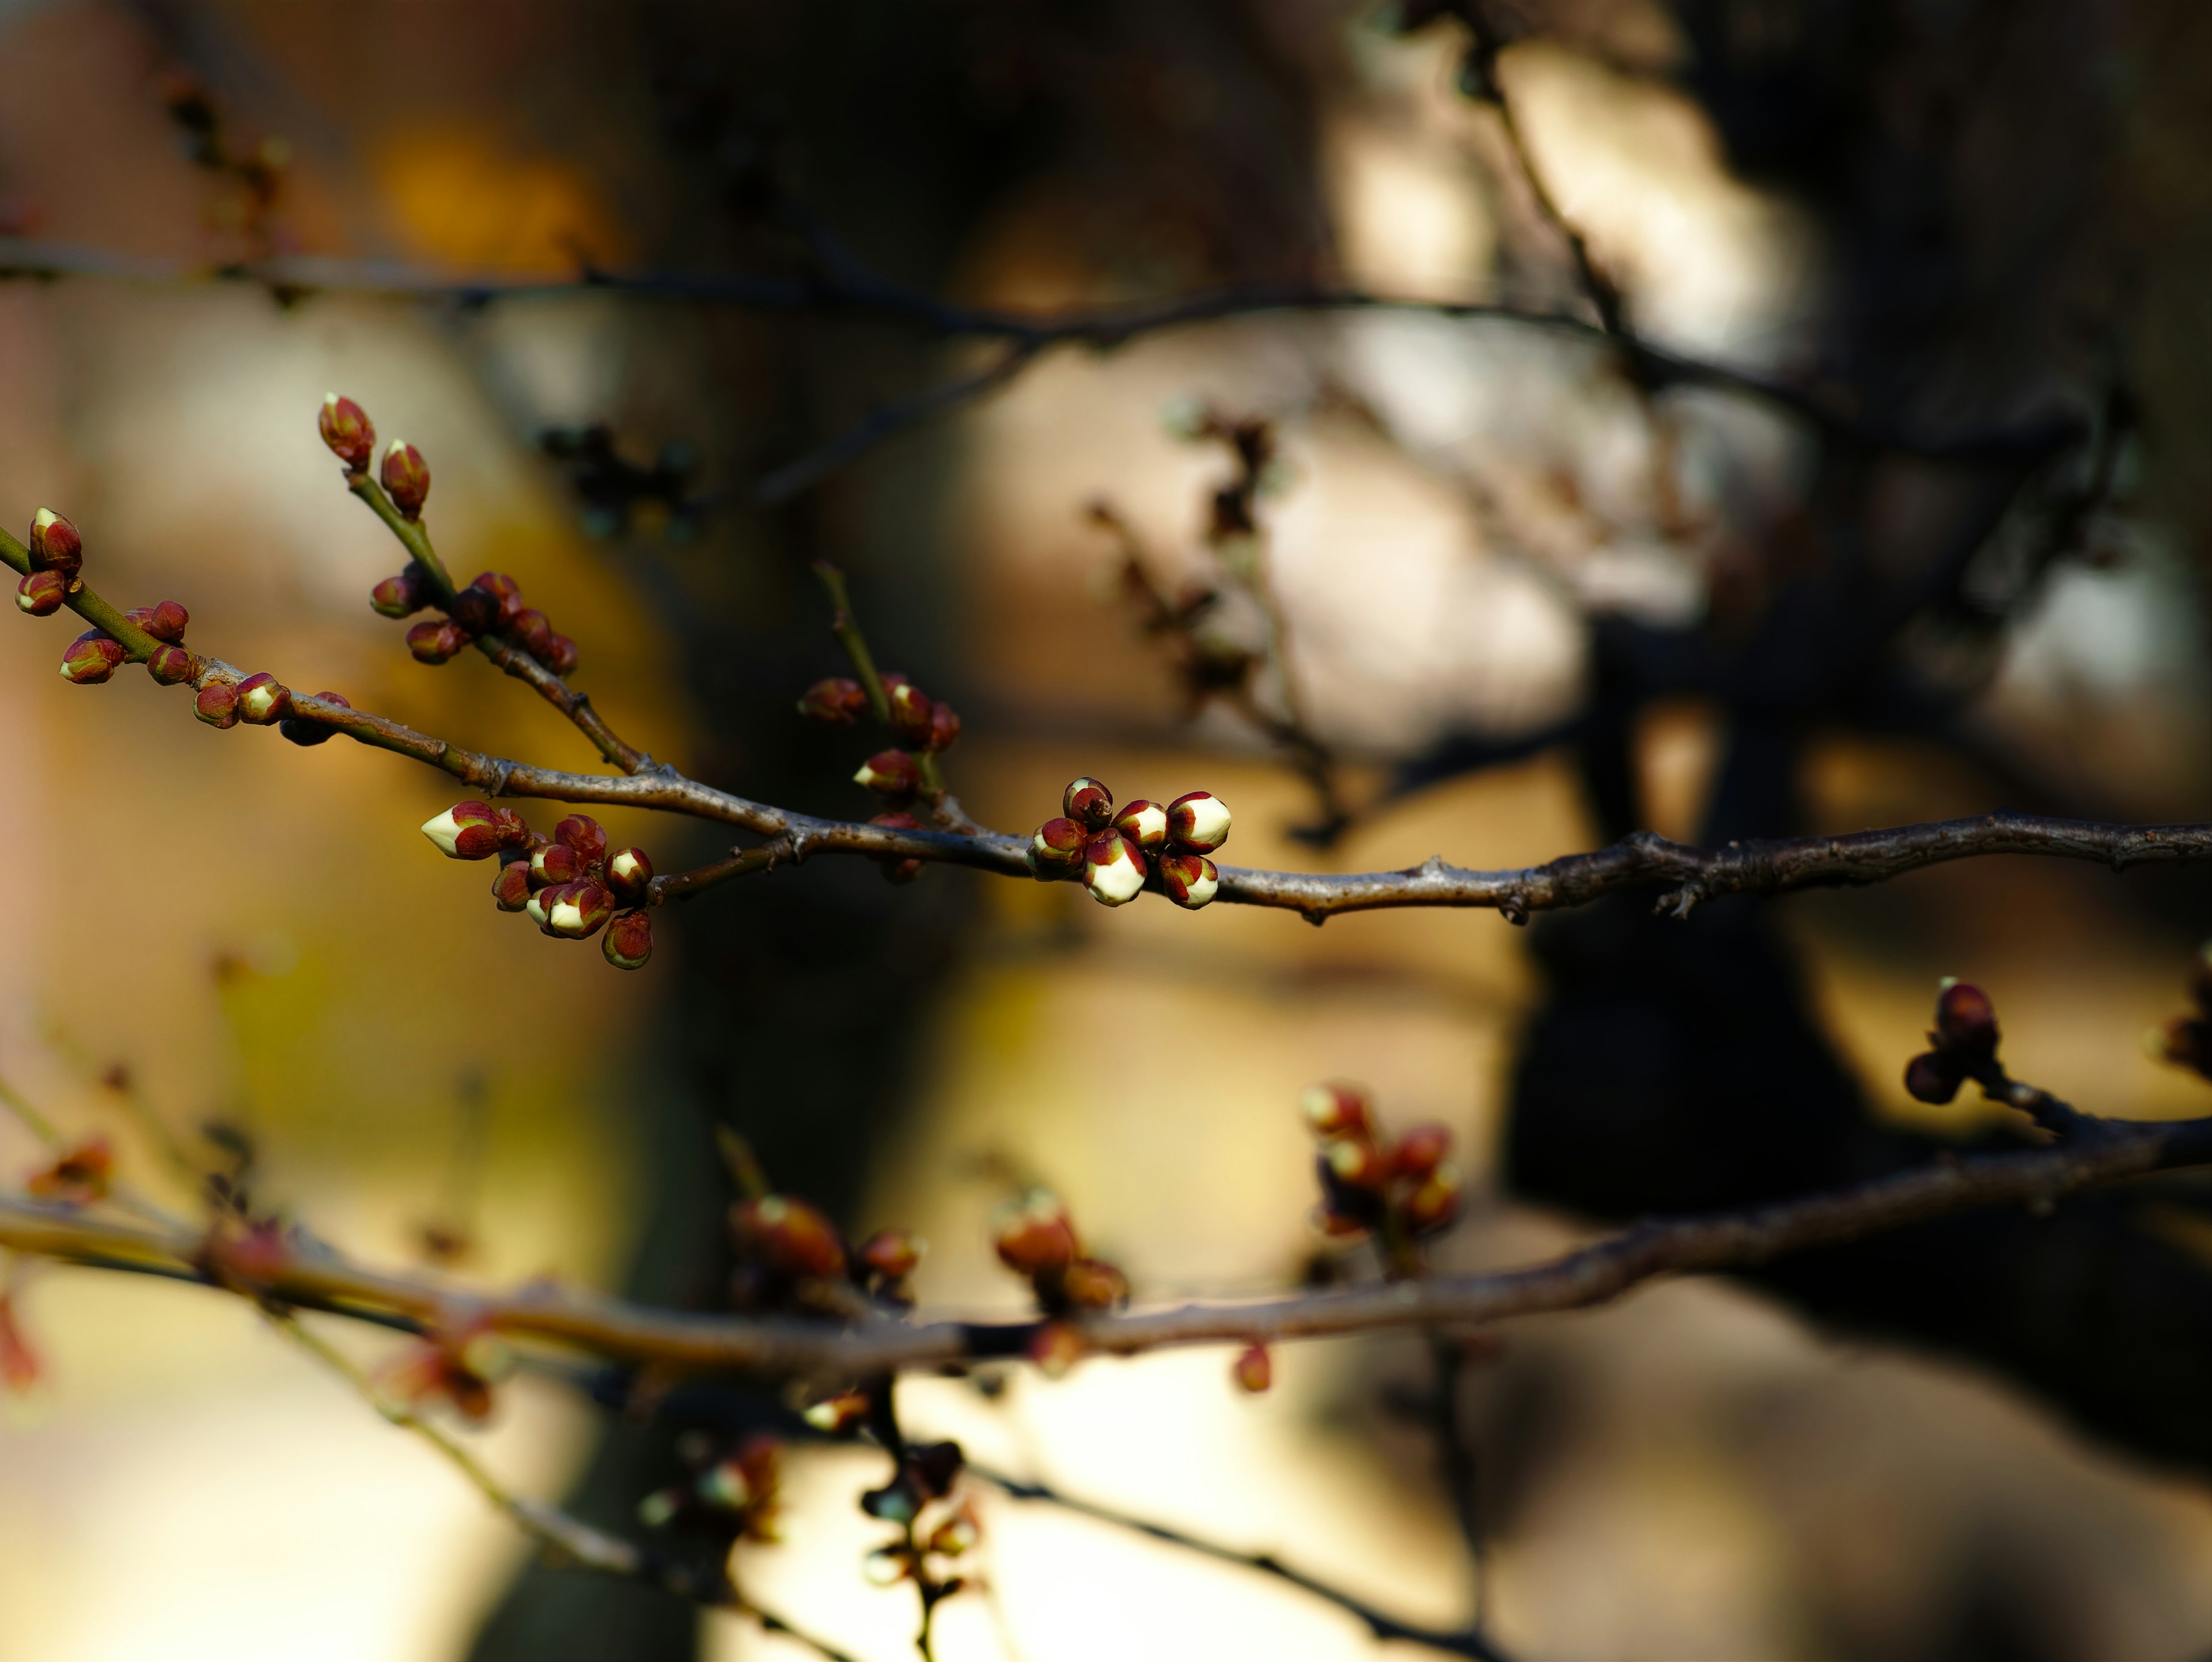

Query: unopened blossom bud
[380,439,430,517]
[927,1511,980,1557]
[925,701,962,754]
[194,680,239,726]
[406,619,468,664]
[1403,1161,1464,1237]
[1904,1050,1964,1105]
[524,889,550,930]
[28,509,83,580]
[554,814,607,861]
[27,1135,114,1205]
[802,1390,872,1434]
[1027,1320,1085,1378]
[467,571,524,623]
[279,690,351,747]
[862,1475,921,1524]
[510,608,554,659]
[1083,830,1147,907]
[319,393,376,469]
[545,881,615,939]
[544,633,579,676]
[855,748,922,798]
[1112,800,1168,850]
[448,584,501,634]
[15,570,65,615]
[993,1189,1077,1277]
[529,843,582,888]
[1232,1342,1272,1394]
[1392,1122,1453,1180]
[886,680,937,747]
[1029,817,1088,870]
[423,801,511,860]
[234,672,291,725]
[862,1547,911,1587]
[1933,980,1999,1057]
[858,1229,925,1281]
[1158,851,1219,909]
[146,643,199,685]
[606,847,653,903]
[732,1194,848,1279]
[490,859,533,911]
[1321,1135,1388,1192]
[370,566,429,619]
[1060,1256,1130,1311]
[798,677,868,724]
[60,630,123,684]
[141,600,188,642]
[1300,1082,1371,1139]
[1063,776,1113,830]
[1166,790,1232,853]
[602,908,653,970]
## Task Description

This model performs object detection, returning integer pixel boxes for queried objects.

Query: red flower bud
[146,643,199,686]
[60,630,123,684]
[1934,980,1999,1057]
[1061,1256,1130,1311]
[319,393,376,470]
[994,1190,1078,1277]
[544,633,579,676]
[887,680,936,747]
[448,584,501,634]
[1402,1162,1463,1237]
[1392,1122,1453,1180]
[380,439,430,517]
[855,748,923,798]
[510,608,554,658]
[1321,1135,1388,1192]
[1157,851,1219,909]
[28,509,83,580]
[27,1135,114,1205]
[607,847,653,903]
[1904,1050,1964,1104]
[529,842,582,888]
[732,1195,847,1279]
[1027,1320,1085,1378]
[1112,800,1169,850]
[279,690,351,747]
[544,881,615,939]
[798,677,868,724]
[15,570,65,616]
[423,801,508,860]
[490,859,533,911]
[1029,817,1088,869]
[141,600,188,642]
[602,907,653,969]
[234,672,291,725]
[194,680,239,726]
[468,571,524,622]
[1300,1082,1371,1139]
[406,619,469,664]
[858,1229,925,1281]
[803,1390,872,1434]
[1063,776,1113,830]
[370,566,429,619]
[1166,791,1232,853]
[1083,830,1147,906]
[554,814,608,861]
[928,701,961,753]
[1232,1342,1272,1394]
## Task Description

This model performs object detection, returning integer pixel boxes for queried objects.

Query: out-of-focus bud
[142,600,188,642]
[803,1390,872,1434]
[554,814,607,861]
[26,1135,115,1205]
[544,633,579,676]
[319,393,376,470]
[855,749,923,798]
[1061,1256,1130,1311]
[524,889,550,930]
[1112,800,1168,850]
[1029,817,1088,869]
[928,702,961,753]
[15,570,66,616]
[911,1439,964,1498]
[380,439,430,517]
[529,843,582,889]
[732,1194,848,1279]
[1232,1342,1272,1394]
[406,619,468,664]
[467,571,524,623]
[1321,1135,1388,1192]
[423,801,510,860]
[234,672,292,725]
[1063,776,1113,830]
[798,677,868,724]
[1157,851,1219,909]
[279,690,351,747]
[146,644,199,685]
[1392,1122,1453,1180]
[862,1547,912,1587]
[1904,1050,1964,1105]
[1166,790,1232,853]
[859,1229,925,1282]
[1027,1320,1085,1379]
[1933,980,1999,1057]
[927,1510,980,1558]
[544,881,615,939]
[886,680,937,747]
[602,908,653,970]
[1083,830,1147,906]
[1403,1161,1463,1237]
[448,583,502,634]
[60,630,123,684]
[862,1474,921,1524]
[490,859,533,912]
[606,847,653,903]
[1300,1082,1370,1139]
[993,1189,1077,1277]
[510,608,554,659]
[2153,1015,2212,1077]
[28,509,83,580]
[370,565,429,619]
[194,680,239,726]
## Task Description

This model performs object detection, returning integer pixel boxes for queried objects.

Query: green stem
[346,474,456,601]
[810,561,892,722]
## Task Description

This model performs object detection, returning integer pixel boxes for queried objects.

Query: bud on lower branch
[319,393,376,470]
[381,440,431,518]
[234,673,292,725]
[1082,830,1147,906]
[606,847,653,903]
[16,570,65,616]
[146,644,199,685]
[406,620,469,664]
[602,908,653,969]
[279,691,351,746]
[490,858,533,911]
[194,681,239,726]
[855,749,923,799]
[423,801,510,860]
[798,677,868,724]
[371,566,430,619]
[1157,851,1219,909]
[28,509,82,582]
[543,881,615,939]
[60,631,123,684]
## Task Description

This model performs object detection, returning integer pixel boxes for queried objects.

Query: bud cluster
[859,1438,978,1598]
[728,1188,928,1316]
[376,1318,515,1422]
[1902,980,2003,1104]
[17,508,82,615]
[991,1187,1130,1375]
[421,804,657,970]
[1302,1084,1463,1248]
[638,1431,783,1545]
[2151,945,2212,1081]
[1027,776,1230,909]
[373,559,580,675]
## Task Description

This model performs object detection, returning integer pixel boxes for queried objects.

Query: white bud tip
[385,439,408,459]
[421,809,466,857]
[1086,853,1146,906]
[548,895,585,934]
[1172,792,1232,852]
[33,508,59,531]
[524,894,549,927]
[1181,862,1219,908]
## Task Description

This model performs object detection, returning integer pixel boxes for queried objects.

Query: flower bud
[490,859,533,911]
[1300,1082,1371,1139]
[279,690,351,747]
[142,600,188,643]
[234,672,291,725]
[855,748,923,798]
[993,1189,1077,1277]
[1063,776,1113,830]
[1933,980,1999,1057]
[1903,1050,1964,1105]
[370,566,429,619]
[423,801,509,860]
[554,814,607,862]
[858,1229,925,1281]
[1321,1135,1388,1192]
[467,571,524,623]
[1029,817,1088,869]
[15,570,65,616]
[448,584,501,634]
[862,1547,912,1587]
[927,1511,980,1557]
[380,439,430,517]
[732,1194,847,1279]
[606,846,653,903]
[802,1390,872,1434]
[544,881,615,939]
[1392,1122,1453,1180]
[1060,1256,1130,1311]
[544,633,579,676]
[1083,830,1147,906]
[1027,1320,1085,1378]
[510,608,554,659]
[27,1135,114,1205]
[146,643,199,685]
[28,509,83,580]
[798,677,868,724]
[862,1475,921,1525]
[1403,1161,1463,1237]
[929,703,961,754]
[1112,800,1169,850]
[1167,790,1232,853]
[529,842,582,888]
[319,393,376,469]
[602,907,653,970]
[524,890,550,930]
[886,680,937,747]
[60,630,123,684]
[1158,851,1219,909]
[406,619,468,664]
[194,680,239,726]
[1232,1342,1272,1394]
